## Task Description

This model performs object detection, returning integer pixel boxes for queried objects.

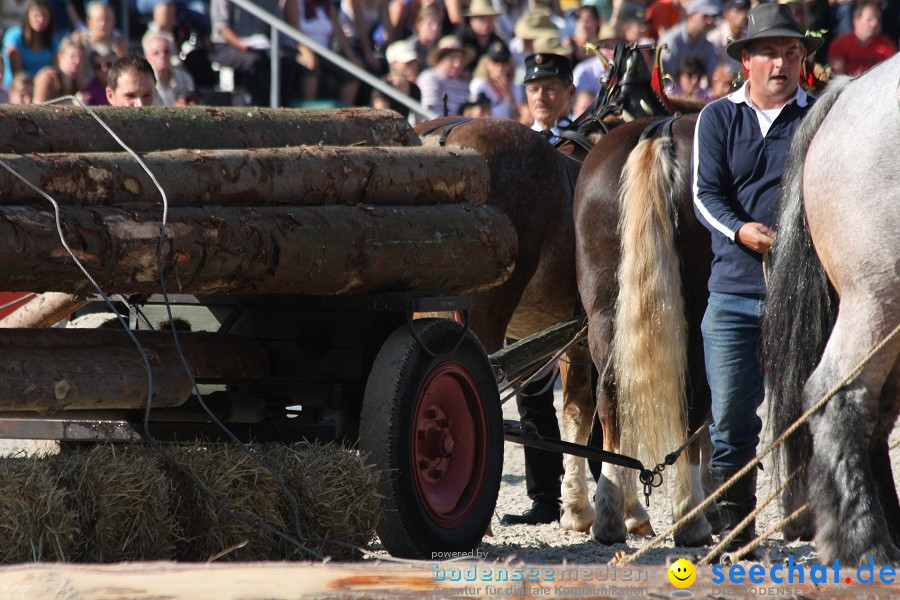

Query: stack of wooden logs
[0,105,517,413]
[0,105,516,297]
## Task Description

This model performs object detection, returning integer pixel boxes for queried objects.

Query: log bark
[0,146,488,207]
[0,292,87,328]
[0,329,268,412]
[0,106,420,153]
[0,204,517,296]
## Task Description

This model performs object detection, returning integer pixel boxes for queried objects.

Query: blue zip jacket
[692,85,813,294]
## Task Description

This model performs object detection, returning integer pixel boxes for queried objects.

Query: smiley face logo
[667,558,697,588]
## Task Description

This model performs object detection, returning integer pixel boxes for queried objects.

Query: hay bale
[165,444,285,562]
[262,442,382,561]
[0,455,78,562]
[53,444,177,562]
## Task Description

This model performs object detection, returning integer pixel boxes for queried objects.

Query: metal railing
[225,0,437,118]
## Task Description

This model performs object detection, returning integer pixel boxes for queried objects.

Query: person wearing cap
[692,2,823,553]
[707,0,750,69]
[371,39,422,121]
[659,0,722,80]
[469,39,520,119]
[498,52,575,529]
[418,34,476,115]
[645,0,683,39]
[827,0,897,76]
[460,0,504,62]
[522,52,576,140]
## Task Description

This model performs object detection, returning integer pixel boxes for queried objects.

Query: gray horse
[764,54,900,566]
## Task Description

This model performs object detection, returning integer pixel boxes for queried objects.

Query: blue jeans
[702,292,765,469]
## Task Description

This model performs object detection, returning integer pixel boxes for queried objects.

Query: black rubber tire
[359,318,502,559]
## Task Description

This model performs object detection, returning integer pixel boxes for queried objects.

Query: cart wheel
[360,318,502,559]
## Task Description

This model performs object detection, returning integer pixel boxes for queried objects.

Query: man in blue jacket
[691,2,822,552]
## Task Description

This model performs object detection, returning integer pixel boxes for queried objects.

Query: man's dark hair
[108,54,156,91]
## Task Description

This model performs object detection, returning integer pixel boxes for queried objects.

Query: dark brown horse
[571,115,715,545]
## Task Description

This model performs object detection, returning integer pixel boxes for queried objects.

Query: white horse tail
[613,130,688,466]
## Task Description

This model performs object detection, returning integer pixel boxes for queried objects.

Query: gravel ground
[2,381,897,570]
[384,379,900,568]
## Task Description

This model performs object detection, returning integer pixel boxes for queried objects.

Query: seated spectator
[371,39,422,120]
[708,61,736,99]
[659,0,721,80]
[131,0,210,38]
[338,0,393,73]
[671,55,708,100]
[645,0,682,39]
[297,0,360,104]
[469,39,519,119]
[618,4,651,43]
[570,88,595,118]
[143,29,195,106]
[106,54,156,106]
[566,5,602,66]
[418,35,474,116]
[8,72,35,103]
[459,0,503,63]
[73,2,127,61]
[33,35,84,102]
[406,4,443,68]
[827,1,897,76]
[209,0,304,106]
[81,49,114,105]
[511,8,559,66]
[707,0,749,69]
[459,91,492,116]
[3,0,58,88]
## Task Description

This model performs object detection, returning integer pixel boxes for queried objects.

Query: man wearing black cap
[692,2,823,553]
[522,52,576,144]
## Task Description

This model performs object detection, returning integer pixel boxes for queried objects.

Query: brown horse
[571,114,715,545]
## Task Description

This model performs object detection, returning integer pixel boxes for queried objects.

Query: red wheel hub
[411,361,489,528]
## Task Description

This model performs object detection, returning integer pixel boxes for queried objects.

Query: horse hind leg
[559,344,597,533]
[670,443,713,546]
[870,361,900,547]
[805,316,900,566]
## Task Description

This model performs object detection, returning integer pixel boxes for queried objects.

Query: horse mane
[666,95,707,115]
[762,75,850,478]
[612,129,688,465]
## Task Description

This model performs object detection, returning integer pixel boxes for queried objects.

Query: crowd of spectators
[0,0,895,117]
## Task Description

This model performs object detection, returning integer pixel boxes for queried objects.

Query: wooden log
[0,146,488,207]
[0,329,268,413]
[0,292,87,328]
[0,105,420,153]
[0,204,517,296]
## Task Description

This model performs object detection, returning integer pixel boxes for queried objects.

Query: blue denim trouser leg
[702,292,766,469]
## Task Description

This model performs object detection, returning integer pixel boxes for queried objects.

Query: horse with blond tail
[763,55,900,566]
[571,114,714,545]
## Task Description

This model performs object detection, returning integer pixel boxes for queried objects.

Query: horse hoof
[591,520,627,545]
[674,532,713,547]
[626,519,655,537]
[560,510,595,533]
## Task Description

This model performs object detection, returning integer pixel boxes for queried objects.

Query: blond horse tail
[612,134,688,467]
